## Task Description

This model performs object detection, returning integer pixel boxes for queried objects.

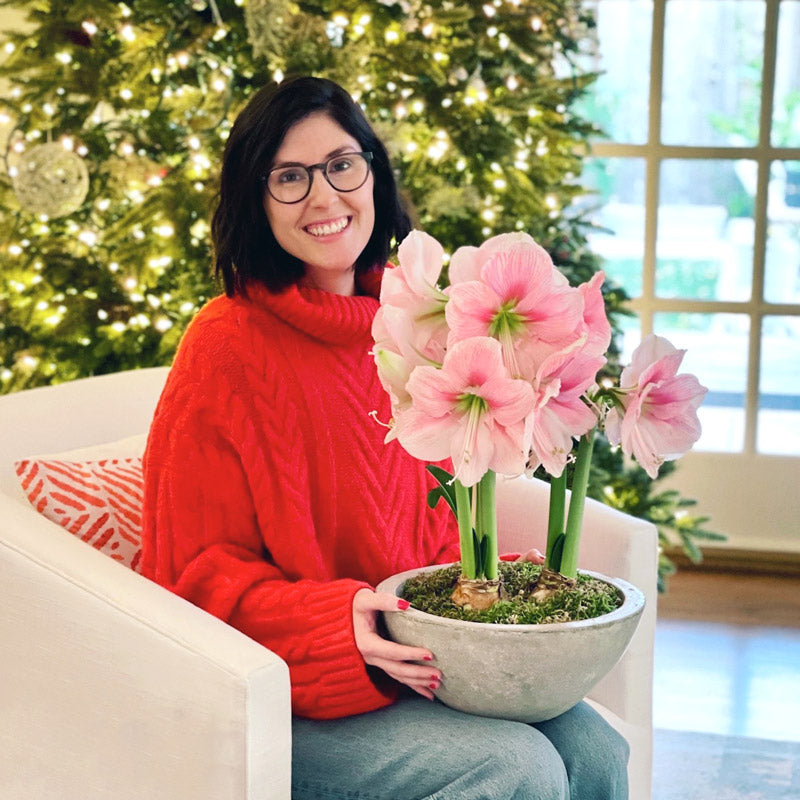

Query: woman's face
[263,111,376,295]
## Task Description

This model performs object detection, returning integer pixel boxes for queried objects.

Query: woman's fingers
[367,652,441,684]
[359,629,436,666]
[353,588,411,614]
[352,588,441,697]
[369,654,442,701]
[353,590,436,663]
[517,547,545,564]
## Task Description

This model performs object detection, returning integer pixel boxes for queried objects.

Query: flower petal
[448,245,482,284]
[579,272,612,358]
[445,282,499,342]
[621,334,682,387]
[441,336,508,389]
[394,406,460,463]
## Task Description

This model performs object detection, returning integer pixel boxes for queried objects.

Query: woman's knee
[534,703,630,800]
[479,725,569,800]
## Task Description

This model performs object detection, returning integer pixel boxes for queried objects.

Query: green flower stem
[545,471,567,571]
[560,429,597,580]
[476,470,498,580]
[454,479,476,579]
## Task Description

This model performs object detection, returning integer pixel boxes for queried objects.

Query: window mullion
[745,0,782,454]
[642,0,668,338]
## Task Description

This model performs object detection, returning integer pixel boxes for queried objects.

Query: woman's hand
[516,547,545,564]
[352,588,442,701]
[500,548,546,564]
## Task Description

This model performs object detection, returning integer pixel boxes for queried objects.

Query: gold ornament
[13,142,89,218]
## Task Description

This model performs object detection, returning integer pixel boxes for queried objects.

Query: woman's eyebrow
[271,145,361,169]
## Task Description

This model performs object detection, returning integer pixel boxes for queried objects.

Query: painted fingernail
[423,654,434,661]
[429,683,438,690]
[430,674,439,682]
[397,598,410,610]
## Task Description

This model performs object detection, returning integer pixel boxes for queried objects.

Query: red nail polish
[397,598,410,610]
[423,655,434,661]
[429,683,438,690]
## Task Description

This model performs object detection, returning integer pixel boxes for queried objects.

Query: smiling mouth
[305,217,350,237]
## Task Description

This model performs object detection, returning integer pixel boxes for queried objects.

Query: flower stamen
[368,409,394,429]
[454,393,488,480]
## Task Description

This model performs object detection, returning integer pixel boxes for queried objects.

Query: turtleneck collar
[241,267,384,346]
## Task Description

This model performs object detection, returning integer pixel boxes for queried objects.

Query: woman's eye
[277,169,306,184]
[329,158,353,173]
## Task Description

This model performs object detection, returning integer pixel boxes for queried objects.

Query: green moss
[400,562,622,624]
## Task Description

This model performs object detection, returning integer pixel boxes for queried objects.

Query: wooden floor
[654,567,800,742]
[657,569,800,628]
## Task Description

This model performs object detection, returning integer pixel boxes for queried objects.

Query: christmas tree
[0,0,718,584]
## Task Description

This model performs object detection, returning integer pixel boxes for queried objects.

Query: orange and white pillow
[15,434,146,572]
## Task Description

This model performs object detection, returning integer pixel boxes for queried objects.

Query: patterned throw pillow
[15,445,145,572]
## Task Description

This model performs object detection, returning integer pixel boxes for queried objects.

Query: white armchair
[0,367,657,800]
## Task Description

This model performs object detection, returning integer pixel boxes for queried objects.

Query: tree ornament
[13,142,89,218]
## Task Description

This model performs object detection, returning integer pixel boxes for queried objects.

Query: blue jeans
[291,695,629,799]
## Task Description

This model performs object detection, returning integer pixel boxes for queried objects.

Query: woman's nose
[306,168,339,205]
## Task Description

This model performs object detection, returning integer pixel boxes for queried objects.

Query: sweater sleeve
[141,346,397,719]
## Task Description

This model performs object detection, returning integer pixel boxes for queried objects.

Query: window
[575,0,800,551]
[578,0,800,456]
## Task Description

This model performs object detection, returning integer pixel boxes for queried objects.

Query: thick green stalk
[560,429,597,579]
[545,471,567,571]
[476,470,498,580]
[454,479,476,579]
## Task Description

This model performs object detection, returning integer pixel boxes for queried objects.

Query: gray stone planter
[377,564,645,723]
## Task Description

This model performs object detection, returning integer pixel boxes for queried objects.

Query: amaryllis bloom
[446,236,584,379]
[448,232,558,284]
[579,272,612,358]
[371,304,444,413]
[392,337,534,487]
[378,230,449,372]
[605,335,708,479]
[526,345,605,476]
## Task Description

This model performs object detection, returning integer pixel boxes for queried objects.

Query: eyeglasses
[263,151,373,204]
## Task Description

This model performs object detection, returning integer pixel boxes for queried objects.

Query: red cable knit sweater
[141,269,460,720]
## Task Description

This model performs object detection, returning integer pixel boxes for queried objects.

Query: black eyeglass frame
[262,151,374,204]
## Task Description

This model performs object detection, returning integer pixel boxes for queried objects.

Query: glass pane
[758,315,800,454]
[577,157,646,298]
[617,314,643,364]
[656,159,755,301]
[765,160,800,303]
[654,312,749,453]
[575,0,652,144]
[773,0,800,146]
[662,0,765,146]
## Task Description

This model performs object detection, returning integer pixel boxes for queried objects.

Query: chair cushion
[15,435,146,571]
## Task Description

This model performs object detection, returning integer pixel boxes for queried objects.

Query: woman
[142,76,629,799]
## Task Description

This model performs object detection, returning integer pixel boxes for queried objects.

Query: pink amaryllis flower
[380,229,449,351]
[526,344,606,476]
[579,271,612,359]
[392,337,534,487]
[445,234,585,380]
[605,334,708,479]
[372,304,444,414]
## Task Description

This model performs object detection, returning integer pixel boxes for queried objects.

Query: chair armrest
[0,496,291,800]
